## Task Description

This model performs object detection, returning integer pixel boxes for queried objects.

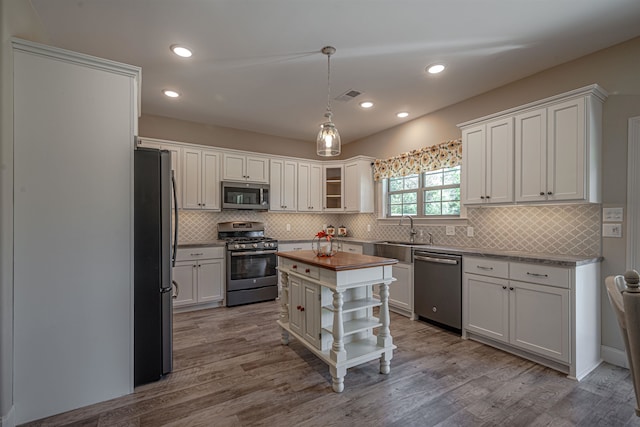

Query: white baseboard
[1,405,15,427]
[601,345,629,369]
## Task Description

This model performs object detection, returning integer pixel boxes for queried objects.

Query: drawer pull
[190,252,204,256]
[476,266,494,271]
[526,272,549,278]
[305,268,310,273]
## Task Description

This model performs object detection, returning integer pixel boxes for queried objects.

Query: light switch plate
[603,207,624,222]
[467,227,474,237]
[603,223,622,238]
[446,225,455,236]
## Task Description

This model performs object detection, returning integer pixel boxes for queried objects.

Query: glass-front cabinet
[323,165,343,211]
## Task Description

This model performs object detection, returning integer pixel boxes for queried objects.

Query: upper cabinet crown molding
[457,84,608,129]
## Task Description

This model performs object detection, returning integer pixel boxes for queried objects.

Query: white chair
[605,271,640,416]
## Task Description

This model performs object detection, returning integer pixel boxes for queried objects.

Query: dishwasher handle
[414,254,460,265]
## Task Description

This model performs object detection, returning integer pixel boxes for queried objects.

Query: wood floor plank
[20,300,640,427]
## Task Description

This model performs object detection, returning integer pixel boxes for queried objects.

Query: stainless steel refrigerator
[134,147,177,386]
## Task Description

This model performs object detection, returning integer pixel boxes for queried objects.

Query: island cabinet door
[302,282,320,349]
[289,276,303,336]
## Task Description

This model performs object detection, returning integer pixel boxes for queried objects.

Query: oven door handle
[230,250,278,256]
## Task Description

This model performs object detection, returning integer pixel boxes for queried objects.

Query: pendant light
[316,46,341,157]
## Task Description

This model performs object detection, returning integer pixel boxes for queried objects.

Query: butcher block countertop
[277,250,397,271]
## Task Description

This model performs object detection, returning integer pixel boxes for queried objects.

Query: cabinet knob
[502,286,507,290]
[547,191,553,195]
[297,305,301,310]
[305,268,310,273]
[540,192,545,196]
[300,306,305,312]
[509,287,514,291]
[480,196,485,199]
[292,265,297,269]
[486,195,490,199]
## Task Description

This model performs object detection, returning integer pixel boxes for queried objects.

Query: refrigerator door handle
[172,170,178,268]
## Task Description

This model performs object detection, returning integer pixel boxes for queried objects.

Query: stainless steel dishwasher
[413,250,462,333]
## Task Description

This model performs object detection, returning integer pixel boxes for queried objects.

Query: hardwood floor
[23,301,640,426]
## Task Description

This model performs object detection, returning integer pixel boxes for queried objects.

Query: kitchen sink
[373,241,432,263]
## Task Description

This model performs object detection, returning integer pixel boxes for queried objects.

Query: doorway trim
[627,116,640,269]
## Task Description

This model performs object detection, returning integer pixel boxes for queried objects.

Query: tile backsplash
[179,204,601,257]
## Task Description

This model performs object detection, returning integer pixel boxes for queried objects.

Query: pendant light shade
[316,46,341,157]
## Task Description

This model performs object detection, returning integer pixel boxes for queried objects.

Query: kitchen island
[277,250,398,392]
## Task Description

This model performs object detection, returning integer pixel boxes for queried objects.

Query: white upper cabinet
[515,97,596,203]
[138,138,183,209]
[222,152,269,183]
[462,117,514,205]
[298,162,323,212]
[270,159,297,211]
[344,159,374,213]
[459,84,606,206]
[183,148,220,210]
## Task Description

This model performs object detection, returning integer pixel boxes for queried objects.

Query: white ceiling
[30,0,640,144]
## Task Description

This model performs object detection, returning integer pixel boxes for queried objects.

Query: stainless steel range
[218,221,278,307]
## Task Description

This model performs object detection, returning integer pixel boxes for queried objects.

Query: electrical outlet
[467,227,474,237]
[446,225,455,236]
[367,224,371,232]
[286,224,291,231]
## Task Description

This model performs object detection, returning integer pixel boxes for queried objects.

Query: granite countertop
[277,250,397,271]
[409,245,601,267]
[178,239,600,267]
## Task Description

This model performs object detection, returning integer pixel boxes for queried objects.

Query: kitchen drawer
[509,262,570,288]
[281,259,320,280]
[340,243,363,254]
[463,256,509,279]
[176,246,224,261]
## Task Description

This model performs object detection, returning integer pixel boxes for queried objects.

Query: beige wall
[1,0,49,422]
[140,114,319,159]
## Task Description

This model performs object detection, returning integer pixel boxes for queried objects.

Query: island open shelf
[277,250,398,392]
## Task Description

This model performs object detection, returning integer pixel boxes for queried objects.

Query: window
[387,166,460,217]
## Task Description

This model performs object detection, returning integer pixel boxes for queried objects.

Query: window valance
[372,139,462,181]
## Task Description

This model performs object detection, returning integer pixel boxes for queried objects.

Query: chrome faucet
[399,215,417,243]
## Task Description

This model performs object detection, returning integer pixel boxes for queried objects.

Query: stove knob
[241,244,246,249]
[252,243,258,248]
[234,244,240,249]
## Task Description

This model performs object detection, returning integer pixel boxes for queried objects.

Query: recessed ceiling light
[396,112,409,118]
[163,89,180,98]
[427,64,445,74]
[170,45,192,58]
[359,101,374,109]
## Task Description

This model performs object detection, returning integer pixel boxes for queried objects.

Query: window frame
[385,166,461,219]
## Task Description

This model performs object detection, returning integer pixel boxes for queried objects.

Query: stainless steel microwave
[221,181,270,211]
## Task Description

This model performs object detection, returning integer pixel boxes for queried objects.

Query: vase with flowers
[313,230,336,257]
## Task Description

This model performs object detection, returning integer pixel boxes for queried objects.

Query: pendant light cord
[326,51,332,117]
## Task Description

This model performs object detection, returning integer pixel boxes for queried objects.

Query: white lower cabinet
[373,261,413,318]
[389,263,413,317]
[173,246,225,309]
[337,242,363,254]
[463,256,599,379]
[288,276,321,349]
